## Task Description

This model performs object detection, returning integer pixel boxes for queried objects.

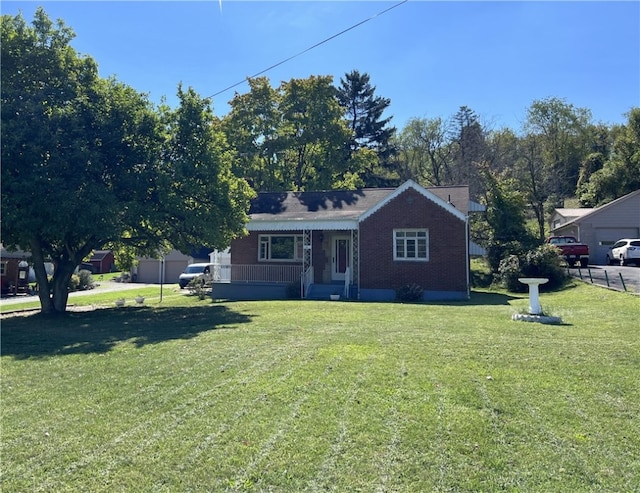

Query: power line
[209,0,409,99]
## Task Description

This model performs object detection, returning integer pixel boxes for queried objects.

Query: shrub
[470,258,493,288]
[521,244,568,290]
[77,269,94,290]
[498,244,569,293]
[186,277,209,300]
[395,283,424,303]
[286,281,301,299]
[68,274,80,291]
[486,239,528,273]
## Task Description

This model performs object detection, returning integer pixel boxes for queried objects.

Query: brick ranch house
[211,180,484,302]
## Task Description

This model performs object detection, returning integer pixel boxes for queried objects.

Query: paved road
[568,264,640,294]
[0,280,172,306]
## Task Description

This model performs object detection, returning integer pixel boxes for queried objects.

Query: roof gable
[553,189,640,229]
[359,180,466,222]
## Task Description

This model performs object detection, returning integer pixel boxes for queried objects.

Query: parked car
[607,239,640,266]
[178,263,213,289]
[545,235,589,268]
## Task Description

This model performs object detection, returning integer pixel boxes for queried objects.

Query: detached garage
[550,189,640,264]
[135,250,193,284]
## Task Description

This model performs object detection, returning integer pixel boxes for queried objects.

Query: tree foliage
[337,70,397,186]
[449,106,488,198]
[478,167,536,273]
[1,9,253,313]
[224,75,358,191]
[578,108,640,206]
[522,97,592,199]
[395,117,451,186]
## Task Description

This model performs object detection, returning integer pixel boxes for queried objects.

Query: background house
[550,189,640,264]
[0,245,31,295]
[89,250,115,274]
[134,249,210,284]
[213,180,483,302]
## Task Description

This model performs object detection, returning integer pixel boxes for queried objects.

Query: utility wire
[209,0,409,99]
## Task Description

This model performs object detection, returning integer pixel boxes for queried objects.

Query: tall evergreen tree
[337,70,397,186]
[449,106,487,198]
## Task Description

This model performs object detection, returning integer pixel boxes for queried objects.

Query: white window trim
[393,229,429,262]
[258,234,304,262]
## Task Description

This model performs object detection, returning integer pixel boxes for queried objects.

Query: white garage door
[594,228,638,264]
[136,260,187,283]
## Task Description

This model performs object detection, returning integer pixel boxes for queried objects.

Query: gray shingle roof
[249,188,396,221]
[249,185,471,221]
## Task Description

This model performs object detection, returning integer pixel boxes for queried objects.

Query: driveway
[0,280,170,306]
[568,264,640,294]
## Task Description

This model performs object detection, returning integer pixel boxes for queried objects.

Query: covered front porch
[210,229,359,300]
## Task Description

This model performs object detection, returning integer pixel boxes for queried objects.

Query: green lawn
[2,283,638,492]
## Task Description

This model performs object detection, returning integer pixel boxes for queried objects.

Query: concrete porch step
[306,283,346,300]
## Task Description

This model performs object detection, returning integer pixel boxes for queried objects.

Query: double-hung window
[394,229,429,261]
[259,235,303,261]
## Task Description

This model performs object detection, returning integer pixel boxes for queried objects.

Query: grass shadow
[1,303,253,359]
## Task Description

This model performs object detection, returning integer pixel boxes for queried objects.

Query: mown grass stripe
[27,347,275,492]
[2,284,638,492]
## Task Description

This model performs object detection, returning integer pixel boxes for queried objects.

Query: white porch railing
[212,264,303,284]
[302,265,314,299]
[212,263,231,283]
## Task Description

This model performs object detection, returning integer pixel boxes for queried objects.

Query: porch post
[302,229,312,299]
[351,228,359,299]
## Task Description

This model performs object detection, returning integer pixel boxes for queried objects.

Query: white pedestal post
[518,278,549,315]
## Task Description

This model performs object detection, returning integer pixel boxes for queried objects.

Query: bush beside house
[498,244,569,292]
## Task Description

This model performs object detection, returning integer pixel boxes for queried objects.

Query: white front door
[332,235,350,281]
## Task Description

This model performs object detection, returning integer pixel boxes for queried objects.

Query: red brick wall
[359,188,468,292]
[230,231,323,268]
[230,234,258,264]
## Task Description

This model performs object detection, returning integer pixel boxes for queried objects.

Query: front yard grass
[1,283,638,492]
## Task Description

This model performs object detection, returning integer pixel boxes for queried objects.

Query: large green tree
[477,166,536,273]
[510,97,592,240]
[222,77,283,192]
[394,116,451,186]
[523,97,592,200]
[1,9,253,313]
[225,75,357,191]
[578,108,640,206]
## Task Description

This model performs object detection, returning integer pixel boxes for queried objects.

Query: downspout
[466,217,470,300]
[357,225,361,300]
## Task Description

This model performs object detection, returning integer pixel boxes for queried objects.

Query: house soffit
[247,219,358,231]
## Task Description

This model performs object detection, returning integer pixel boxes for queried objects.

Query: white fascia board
[359,179,467,223]
[247,219,358,231]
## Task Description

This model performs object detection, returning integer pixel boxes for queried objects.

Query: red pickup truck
[546,236,589,268]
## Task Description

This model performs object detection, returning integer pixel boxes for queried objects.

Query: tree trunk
[50,263,75,313]
[29,238,78,314]
[30,239,54,314]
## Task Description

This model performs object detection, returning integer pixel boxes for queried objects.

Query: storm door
[331,235,350,281]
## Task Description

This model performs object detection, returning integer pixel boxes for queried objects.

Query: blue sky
[3,1,639,131]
